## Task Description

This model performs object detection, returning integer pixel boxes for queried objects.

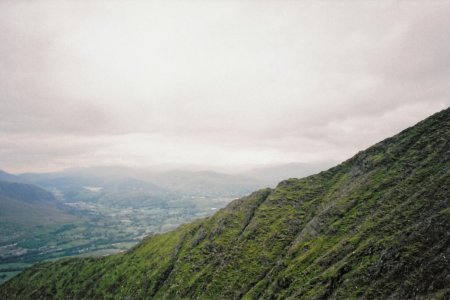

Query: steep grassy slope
[1,108,449,299]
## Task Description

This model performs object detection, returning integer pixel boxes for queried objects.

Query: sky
[0,1,449,173]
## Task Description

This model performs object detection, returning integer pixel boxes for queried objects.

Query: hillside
[0,181,75,229]
[1,108,449,299]
[0,170,26,184]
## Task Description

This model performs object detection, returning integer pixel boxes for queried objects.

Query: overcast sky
[0,1,449,173]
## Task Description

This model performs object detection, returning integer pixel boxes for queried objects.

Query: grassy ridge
[1,108,449,299]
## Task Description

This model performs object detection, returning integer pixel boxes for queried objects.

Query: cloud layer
[0,1,449,172]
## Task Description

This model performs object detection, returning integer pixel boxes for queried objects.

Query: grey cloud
[373,5,450,83]
[0,1,449,172]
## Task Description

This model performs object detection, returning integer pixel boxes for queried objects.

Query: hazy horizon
[1,160,338,177]
[1,1,449,173]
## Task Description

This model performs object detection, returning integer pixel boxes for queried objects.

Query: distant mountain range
[2,108,448,298]
[2,160,333,200]
[0,170,26,183]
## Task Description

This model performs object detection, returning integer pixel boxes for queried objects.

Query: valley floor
[0,195,233,284]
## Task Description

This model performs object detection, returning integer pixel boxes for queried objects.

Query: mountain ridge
[1,108,449,299]
[0,170,27,183]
